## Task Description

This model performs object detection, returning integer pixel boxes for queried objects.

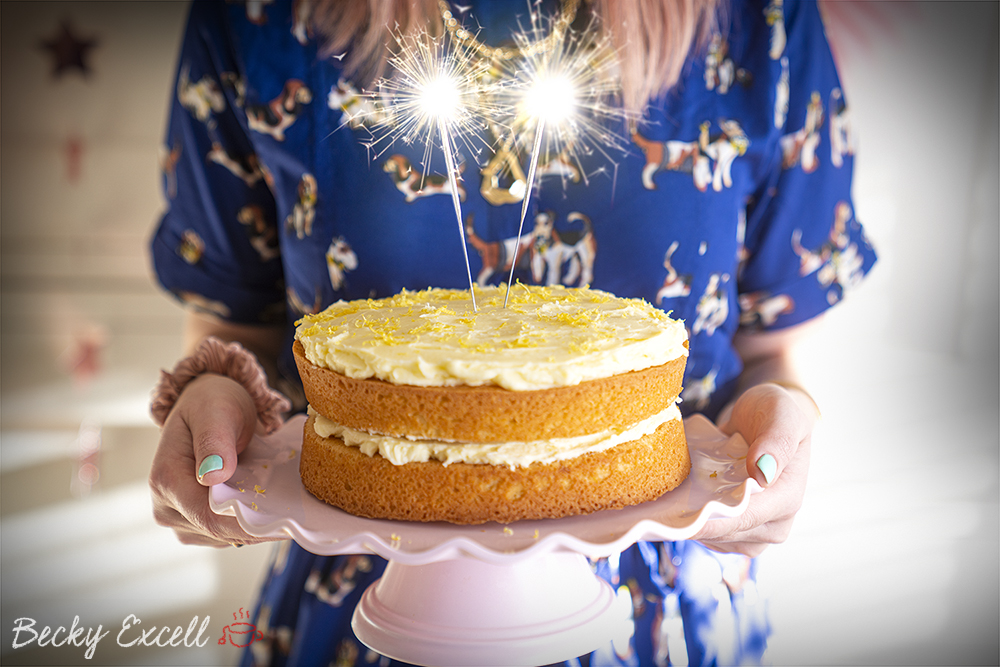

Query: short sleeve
[737,0,877,331]
[150,2,285,324]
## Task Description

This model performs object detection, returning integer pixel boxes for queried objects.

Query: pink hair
[308,0,723,112]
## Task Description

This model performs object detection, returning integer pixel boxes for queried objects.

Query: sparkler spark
[523,74,577,122]
[499,8,634,304]
[369,30,504,173]
[369,31,511,309]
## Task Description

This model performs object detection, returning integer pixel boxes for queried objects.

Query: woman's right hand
[149,373,279,547]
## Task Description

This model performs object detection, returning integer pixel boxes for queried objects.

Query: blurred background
[1,1,997,665]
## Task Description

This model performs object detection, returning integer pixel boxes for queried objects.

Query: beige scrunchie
[150,336,291,434]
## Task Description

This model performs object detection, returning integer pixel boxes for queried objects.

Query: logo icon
[218,609,263,648]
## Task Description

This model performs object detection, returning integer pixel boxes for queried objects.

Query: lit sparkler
[340,5,631,309]
[371,32,510,310]
[499,7,633,305]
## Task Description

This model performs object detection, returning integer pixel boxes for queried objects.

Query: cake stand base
[352,551,630,666]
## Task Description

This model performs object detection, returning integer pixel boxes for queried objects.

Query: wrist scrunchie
[150,336,291,434]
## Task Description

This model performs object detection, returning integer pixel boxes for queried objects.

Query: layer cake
[293,284,689,524]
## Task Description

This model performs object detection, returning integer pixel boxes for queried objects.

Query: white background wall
[1,1,997,665]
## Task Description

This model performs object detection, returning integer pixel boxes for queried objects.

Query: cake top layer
[295,285,688,390]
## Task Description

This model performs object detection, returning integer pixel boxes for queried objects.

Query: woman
[149,1,876,664]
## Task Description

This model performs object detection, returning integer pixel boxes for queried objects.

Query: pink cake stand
[210,414,759,666]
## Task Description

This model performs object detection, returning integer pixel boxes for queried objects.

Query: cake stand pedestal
[211,414,759,666]
[353,552,628,666]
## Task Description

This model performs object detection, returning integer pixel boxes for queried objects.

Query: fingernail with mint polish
[197,454,224,481]
[756,454,777,486]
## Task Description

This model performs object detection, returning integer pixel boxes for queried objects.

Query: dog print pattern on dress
[247,80,313,141]
[325,237,358,291]
[793,201,869,304]
[178,230,204,265]
[382,155,467,203]
[285,174,317,239]
[632,120,749,192]
[177,64,225,123]
[705,33,752,94]
[238,204,281,262]
[530,211,598,287]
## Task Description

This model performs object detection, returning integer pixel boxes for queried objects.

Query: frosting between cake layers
[309,404,682,469]
[295,285,688,391]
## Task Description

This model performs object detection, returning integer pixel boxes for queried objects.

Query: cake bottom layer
[300,414,691,525]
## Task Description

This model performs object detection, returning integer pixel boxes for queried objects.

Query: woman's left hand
[691,382,817,557]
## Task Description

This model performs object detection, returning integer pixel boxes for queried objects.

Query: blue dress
[152,1,876,664]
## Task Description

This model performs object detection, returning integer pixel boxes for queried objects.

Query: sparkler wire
[438,119,478,311]
[504,117,546,307]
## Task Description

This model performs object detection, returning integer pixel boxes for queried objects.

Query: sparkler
[499,8,633,305]
[349,4,632,310]
[373,31,509,310]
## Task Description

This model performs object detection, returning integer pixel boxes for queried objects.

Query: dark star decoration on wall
[40,20,98,79]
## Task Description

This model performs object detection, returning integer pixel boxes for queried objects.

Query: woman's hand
[691,320,822,558]
[692,382,817,557]
[149,373,279,548]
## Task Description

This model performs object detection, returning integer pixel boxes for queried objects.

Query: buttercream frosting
[309,404,682,469]
[295,285,688,391]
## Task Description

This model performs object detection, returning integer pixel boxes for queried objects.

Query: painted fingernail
[197,454,224,481]
[756,454,777,485]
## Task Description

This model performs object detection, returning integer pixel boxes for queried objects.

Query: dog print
[383,154,466,202]
[765,0,786,60]
[705,34,751,94]
[325,237,358,290]
[287,286,323,316]
[791,228,828,276]
[703,120,750,191]
[633,120,748,192]
[656,241,693,304]
[207,142,265,187]
[243,0,273,25]
[632,125,710,191]
[829,88,855,168]
[247,80,313,141]
[238,204,280,261]
[220,71,247,108]
[530,211,598,287]
[328,78,391,130]
[793,201,865,302]
[792,200,852,276]
[739,291,795,328]
[178,229,204,265]
[534,145,583,184]
[304,555,373,608]
[820,241,864,304]
[464,215,534,286]
[780,91,823,172]
[681,367,719,412]
[775,56,790,129]
[291,0,313,44]
[693,273,730,336]
[177,65,225,123]
[285,173,318,239]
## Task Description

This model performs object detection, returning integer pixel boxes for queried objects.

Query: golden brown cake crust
[300,413,691,525]
[293,340,686,442]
